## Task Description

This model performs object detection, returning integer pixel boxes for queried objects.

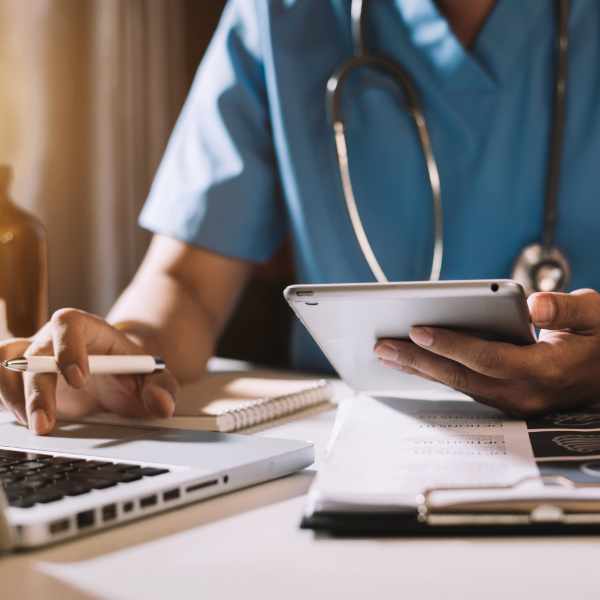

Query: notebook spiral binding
[226,380,331,431]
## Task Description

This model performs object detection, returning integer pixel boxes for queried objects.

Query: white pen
[0,355,166,375]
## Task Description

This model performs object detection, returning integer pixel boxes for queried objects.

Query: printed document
[311,395,538,511]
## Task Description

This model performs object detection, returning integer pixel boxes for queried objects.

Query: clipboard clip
[416,475,600,527]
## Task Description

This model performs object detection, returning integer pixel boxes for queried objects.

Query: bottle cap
[0,166,13,195]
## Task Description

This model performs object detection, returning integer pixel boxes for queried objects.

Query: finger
[140,370,178,418]
[398,327,543,379]
[23,372,57,434]
[375,340,508,399]
[51,309,90,388]
[0,338,32,425]
[380,355,541,418]
[23,339,57,434]
[529,289,600,332]
[464,394,525,418]
[1,377,27,425]
[50,308,142,388]
[378,359,439,383]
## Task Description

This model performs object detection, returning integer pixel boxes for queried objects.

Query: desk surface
[1,361,599,600]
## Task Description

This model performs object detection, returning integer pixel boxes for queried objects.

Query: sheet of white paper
[363,370,469,400]
[312,394,538,510]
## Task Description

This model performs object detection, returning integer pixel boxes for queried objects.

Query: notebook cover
[64,370,333,432]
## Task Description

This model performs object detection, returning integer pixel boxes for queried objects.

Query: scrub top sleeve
[139,0,287,262]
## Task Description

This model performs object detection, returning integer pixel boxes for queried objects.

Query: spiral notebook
[176,376,332,432]
[74,371,333,433]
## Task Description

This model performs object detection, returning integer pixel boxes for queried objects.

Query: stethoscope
[327,0,571,295]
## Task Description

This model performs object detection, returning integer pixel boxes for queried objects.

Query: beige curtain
[0,0,191,316]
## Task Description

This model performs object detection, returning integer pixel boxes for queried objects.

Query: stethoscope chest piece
[512,243,571,296]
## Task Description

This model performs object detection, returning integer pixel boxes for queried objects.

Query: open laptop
[0,415,313,549]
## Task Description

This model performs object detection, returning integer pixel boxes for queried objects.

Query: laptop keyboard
[0,449,169,508]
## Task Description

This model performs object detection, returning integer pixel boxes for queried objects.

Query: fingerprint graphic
[545,413,600,427]
[553,434,600,454]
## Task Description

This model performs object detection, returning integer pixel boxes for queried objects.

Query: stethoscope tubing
[543,0,569,251]
[327,54,443,282]
[328,0,571,293]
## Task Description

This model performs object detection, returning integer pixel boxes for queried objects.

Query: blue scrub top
[139,0,600,373]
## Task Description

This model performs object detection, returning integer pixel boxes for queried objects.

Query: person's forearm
[107,272,218,383]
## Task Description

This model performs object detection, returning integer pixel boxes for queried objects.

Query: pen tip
[1,358,26,371]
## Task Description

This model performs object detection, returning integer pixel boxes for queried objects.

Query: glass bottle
[0,165,48,337]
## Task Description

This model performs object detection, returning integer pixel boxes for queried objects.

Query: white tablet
[284,280,536,393]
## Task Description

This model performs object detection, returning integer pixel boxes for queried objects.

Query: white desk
[1,363,599,599]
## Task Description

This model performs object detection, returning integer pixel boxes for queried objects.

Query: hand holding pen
[0,309,178,435]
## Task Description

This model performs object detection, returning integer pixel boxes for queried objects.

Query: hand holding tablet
[286,280,600,416]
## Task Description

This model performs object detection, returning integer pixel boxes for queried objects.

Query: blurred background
[0,0,292,365]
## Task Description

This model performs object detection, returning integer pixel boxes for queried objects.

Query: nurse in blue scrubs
[2,0,600,434]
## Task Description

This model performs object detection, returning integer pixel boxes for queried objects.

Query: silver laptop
[0,417,313,549]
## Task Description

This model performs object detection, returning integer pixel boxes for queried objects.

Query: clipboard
[301,476,600,536]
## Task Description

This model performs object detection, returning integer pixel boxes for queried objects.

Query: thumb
[140,369,178,418]
[528,289,600,332]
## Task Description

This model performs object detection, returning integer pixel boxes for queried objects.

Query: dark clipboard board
[301,476,600,537]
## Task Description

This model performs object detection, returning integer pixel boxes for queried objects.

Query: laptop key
[4,484,31,498]
[9,497,35,509]
[52,481,92,496]
[114,463,142,472]
[11,461,48,472]
[0,477,21,487]
[140,468,170,477]
[94,466,141,479]
[88,469,141,484]
[10,491,30,501]
[0,457,30,467]
[79,477,117,490]
[70,466,117,476]
[21,477,50,490]
[25,453,54,461]
[51,457,86,466]
[0,454,31,467]
[117,472,143,483]
[28,489,64,504]
[38,466,73,479]
[84,460,112,469]
[0,450,28,460]
[66,473,118,489]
